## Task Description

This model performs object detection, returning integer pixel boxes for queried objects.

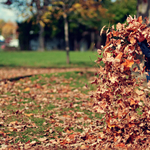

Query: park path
[0,67,98,81]
[0,67,148,87]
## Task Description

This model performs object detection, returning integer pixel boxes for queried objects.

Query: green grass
[0,51,100,68]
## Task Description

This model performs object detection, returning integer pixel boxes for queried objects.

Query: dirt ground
[0,67,147,86]
[0,67,98,81]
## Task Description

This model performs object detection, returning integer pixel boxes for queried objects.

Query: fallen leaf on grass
[24,113,34,117]
[0,122,4,126]
[30,141,36,146]
[38,137,47,142]
[23,87,30,92]
[9,121,18,126]
[62,115,71,118]
[0,130,7,137]
[8,127,17,132]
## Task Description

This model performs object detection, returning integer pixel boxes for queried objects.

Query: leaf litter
[0,71,106,150]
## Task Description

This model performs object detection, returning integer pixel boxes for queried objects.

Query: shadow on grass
[0,64,19,68]
[0,75,33,82]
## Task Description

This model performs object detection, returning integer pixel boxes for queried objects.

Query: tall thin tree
[51,0,77,64]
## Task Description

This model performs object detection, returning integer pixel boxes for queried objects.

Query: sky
[0,5,17,22]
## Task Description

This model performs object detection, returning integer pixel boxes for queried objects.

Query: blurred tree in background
[70,0,111,51]
[2,0,52,51]
[17,19,34,50]
[1,0,142,63]
[50,0,80,64]
[2,21,17,39]
[107,0,137,24]
[50,0,111,63]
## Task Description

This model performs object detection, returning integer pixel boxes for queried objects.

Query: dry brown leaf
[23,87,30,92]
[38,137,47,142]
[100,25,106,36]
[24,113,34,117]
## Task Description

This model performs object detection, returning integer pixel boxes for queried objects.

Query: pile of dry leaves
[91,15,150,149]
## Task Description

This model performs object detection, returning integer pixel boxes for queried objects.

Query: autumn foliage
[92,15,150,149]
[2,21,18,39]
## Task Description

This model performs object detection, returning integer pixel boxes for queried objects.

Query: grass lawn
[0,51,101,68]
[0,71,102,149]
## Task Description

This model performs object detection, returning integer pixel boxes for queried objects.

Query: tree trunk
[137,0,150,21]
[89,31,95,51]
[38,23,45,51]
[74,37,78,51]
[64,14,70,64]
[96,33,102,49]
